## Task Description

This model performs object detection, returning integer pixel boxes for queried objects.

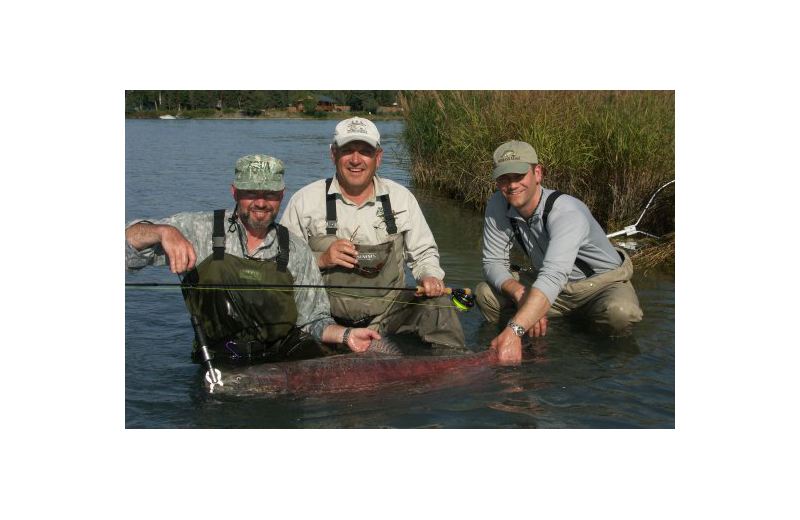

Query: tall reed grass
[398,91,675,265]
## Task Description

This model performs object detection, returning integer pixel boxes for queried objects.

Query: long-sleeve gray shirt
[482,186,622,304]
[125,209,336,340]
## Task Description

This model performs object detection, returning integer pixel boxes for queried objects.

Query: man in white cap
[281,117,466,349]
[478,140,643,364]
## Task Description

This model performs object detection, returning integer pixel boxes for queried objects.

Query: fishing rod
[125,282,476,311]
[606,179,675,240]
[127,282,465,292]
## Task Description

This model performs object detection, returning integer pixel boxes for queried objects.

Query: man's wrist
[341,327,352,347]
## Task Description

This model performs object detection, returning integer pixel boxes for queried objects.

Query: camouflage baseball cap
[492,140,538,179]
[234,154,285,191]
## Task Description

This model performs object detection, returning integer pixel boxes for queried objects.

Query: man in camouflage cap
[125,154,382,367]
[231,154,287,235]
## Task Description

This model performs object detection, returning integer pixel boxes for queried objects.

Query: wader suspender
[508,192,596,278]
[276,224,290,272]
[325,178,337,235]
[325,177,397,235]
[212,209,226,260]
[379,195,398,234]
[214,209,289,271]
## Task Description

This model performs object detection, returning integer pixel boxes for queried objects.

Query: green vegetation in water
[398,90,675,268]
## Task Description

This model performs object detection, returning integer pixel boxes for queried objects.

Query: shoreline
[126,111,405,122]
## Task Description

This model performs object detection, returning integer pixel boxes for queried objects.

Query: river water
[125,118,675,428]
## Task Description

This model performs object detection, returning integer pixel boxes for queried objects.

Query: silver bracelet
[341,327,352,347]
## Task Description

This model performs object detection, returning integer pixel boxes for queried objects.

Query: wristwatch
[341,327,353,348]
[507,320,526,337]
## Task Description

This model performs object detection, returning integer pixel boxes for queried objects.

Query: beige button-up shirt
[280,174,445,281]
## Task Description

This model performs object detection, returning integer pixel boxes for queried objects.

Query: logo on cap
[498,150,521,163]
[250,160,269,173]
[346,120,369,135]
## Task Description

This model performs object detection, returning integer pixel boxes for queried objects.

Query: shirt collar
[328,172,387,202]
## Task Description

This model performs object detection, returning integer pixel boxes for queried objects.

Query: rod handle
[414,286,472,295]
[190,315,220,384]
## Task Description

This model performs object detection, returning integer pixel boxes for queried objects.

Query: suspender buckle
[212,236,225,248]
[326,220,338,229]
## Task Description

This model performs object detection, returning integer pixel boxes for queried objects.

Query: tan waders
[311,181,465,348]
[475,249,643,335]
[309,234,466,348]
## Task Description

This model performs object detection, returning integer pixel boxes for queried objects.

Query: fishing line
[125,284,462,309]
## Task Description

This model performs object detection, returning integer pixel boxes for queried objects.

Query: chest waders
[181,210,299,364]
[308,178,406,327]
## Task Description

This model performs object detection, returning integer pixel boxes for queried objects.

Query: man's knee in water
[596,299,643,334]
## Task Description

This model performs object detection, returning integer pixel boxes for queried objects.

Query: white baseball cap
[333,117,381,149]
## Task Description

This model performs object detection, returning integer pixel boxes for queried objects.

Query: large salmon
[208,347,498,396]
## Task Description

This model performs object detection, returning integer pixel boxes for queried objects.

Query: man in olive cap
[478,141,643,364]
[125,154,381,365]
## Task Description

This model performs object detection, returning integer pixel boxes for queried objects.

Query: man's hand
[159,226,197,274]
[318,239,358,269]
[501,278,528,307]
[346,328,382,353]
[489,327,523,365]
[529,316,547,338]
[126,223,197,274]
[416,276,446,298]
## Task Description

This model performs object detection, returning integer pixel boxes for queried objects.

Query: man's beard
[240,208,273,230]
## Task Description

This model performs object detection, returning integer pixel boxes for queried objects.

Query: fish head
[209,364,289,396]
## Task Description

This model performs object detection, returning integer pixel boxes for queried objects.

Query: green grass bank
[398,90,675,270]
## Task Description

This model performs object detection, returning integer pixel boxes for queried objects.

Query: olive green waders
[182,218,331,365]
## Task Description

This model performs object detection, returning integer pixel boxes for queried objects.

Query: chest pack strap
[324,177,397,236]
[325,178,337,235]
[212,209,226,260]
[509,215,529,258]
[508,191,596,279]
[378,194,397,234]
[276,223,290,272]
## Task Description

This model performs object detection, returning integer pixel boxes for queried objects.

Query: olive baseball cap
[492,140,538,179]
[233,154,285,191]
[333,117,381,149]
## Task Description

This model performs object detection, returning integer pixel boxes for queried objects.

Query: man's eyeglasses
[236,190,282,201]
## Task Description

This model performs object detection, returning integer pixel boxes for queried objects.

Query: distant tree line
[125,91,398,114]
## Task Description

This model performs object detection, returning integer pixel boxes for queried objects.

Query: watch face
[508,322,525,337]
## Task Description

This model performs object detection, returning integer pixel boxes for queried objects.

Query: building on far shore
[289,93,350,112]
